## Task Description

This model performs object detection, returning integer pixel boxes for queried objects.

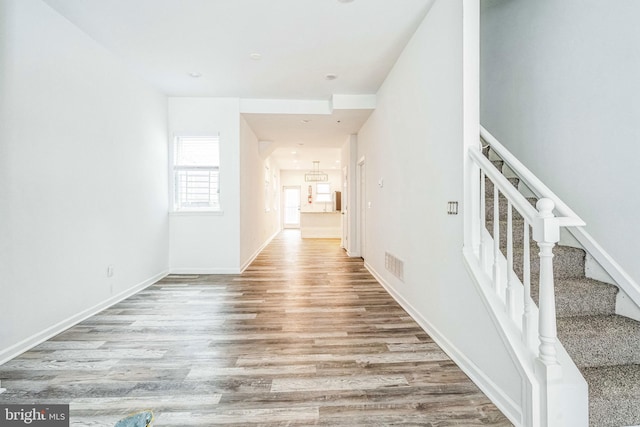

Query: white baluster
[479,171,486,269]
[506,201,515,318]
[522,221,535,351]
[492,185,500,292]
[534,198,561,375]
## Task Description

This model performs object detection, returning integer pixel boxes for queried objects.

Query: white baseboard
[240,230,280,273]
[0,270,169,366]
[364,261,522,426]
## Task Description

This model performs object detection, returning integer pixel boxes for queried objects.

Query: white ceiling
[42,0,433,168]
[244,108,369,170]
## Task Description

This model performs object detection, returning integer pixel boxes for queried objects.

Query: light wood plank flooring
[0,230,512,426]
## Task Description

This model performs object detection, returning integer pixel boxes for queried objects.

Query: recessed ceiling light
[189,72,202,78]
[291,151,297,154]
[335,160,340,163]
[293,160,298,163]
[325,73,338,81]
[338,0,354,3]
[301,119,311,124]
[249,53,262,61]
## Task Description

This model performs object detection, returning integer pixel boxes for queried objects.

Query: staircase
[484,148,640,427]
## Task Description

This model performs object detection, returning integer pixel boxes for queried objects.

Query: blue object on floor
[114,411,153,427]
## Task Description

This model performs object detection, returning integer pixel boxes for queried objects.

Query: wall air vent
[385,252,405,282]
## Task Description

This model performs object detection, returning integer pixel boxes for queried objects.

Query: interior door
[283,186,301,228]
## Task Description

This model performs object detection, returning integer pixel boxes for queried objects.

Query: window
[315,182,332,203]
[173,135,220,211]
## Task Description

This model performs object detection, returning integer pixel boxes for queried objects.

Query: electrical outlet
[447,201,459,215]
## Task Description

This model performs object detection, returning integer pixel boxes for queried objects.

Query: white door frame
[341,166,348,249]
[282,186,301,229]
[357,157,366,260]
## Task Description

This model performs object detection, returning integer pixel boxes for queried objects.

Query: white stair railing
[468,126,586,424]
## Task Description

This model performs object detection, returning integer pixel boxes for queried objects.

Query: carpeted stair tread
[530,277,618,317]
[512,245,585,279]
[487,219,576,253]
[557,315,640,368]
[485,195,537,221]
[485,177,520,196]
[580,364,640,427]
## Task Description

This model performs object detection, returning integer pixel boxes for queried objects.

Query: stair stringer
[463,229,588,427]
[566,227,640,322]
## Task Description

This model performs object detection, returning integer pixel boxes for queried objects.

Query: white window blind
[173,136,220,211]
[315,182,332,203]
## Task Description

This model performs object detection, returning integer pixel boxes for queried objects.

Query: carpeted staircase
[483,148,640,427]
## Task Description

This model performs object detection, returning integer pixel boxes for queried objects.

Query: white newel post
[533,198,562,426]
[534,198,560,369]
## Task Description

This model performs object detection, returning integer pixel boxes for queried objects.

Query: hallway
[0,231,511,426]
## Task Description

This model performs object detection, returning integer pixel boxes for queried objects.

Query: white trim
[240,229,280,273]
[364,260,523,426]
[357,157,366,260]
[0,270,169,366]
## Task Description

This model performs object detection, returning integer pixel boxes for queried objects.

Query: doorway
[283,186,301,228]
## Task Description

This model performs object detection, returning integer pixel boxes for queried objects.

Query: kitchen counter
[300,211,341,238]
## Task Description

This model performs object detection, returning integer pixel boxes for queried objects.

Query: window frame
[170,134,222,213]
[315,182,332,203]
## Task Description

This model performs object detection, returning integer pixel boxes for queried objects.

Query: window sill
[170,210,224,217]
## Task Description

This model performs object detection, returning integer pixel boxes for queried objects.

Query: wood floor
[0,230,512,426]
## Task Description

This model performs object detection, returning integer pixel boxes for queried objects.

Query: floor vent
[385,252,404,282]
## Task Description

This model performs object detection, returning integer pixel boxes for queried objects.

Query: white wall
[239,116,281,270]
[0,0,169,362]
[356,0,523,422]
[481,0,640,284]
[168,98,241,273]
